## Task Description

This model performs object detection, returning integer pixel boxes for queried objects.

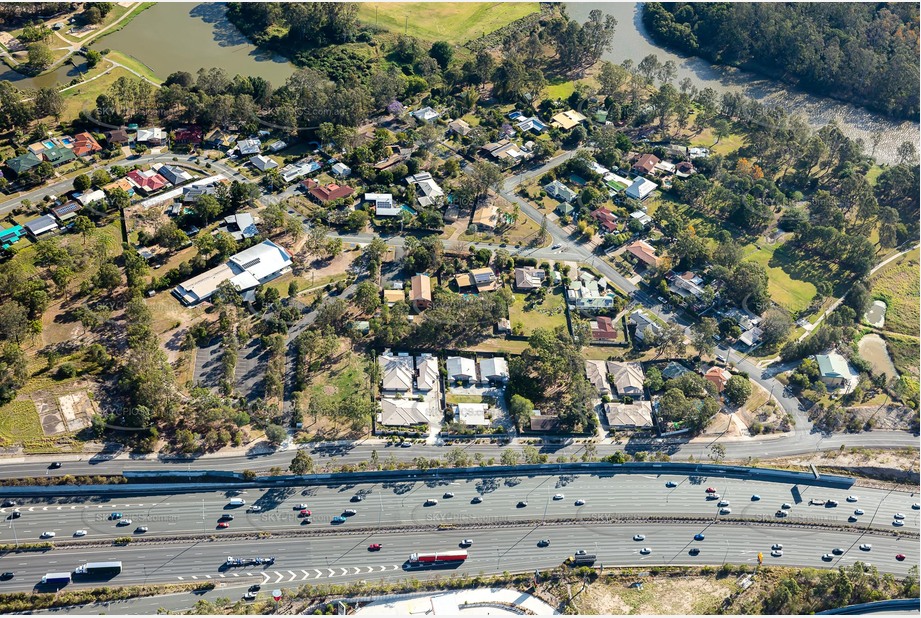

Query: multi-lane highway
[0,473,916,594]
[0,522,914,596]
[1,473,918,544]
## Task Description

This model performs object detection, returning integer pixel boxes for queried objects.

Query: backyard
[356,2,539,44]
[740,241,821,315]
[297,340,368,440]
[509,287,567,336]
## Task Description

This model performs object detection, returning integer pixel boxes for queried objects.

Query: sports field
[357,3,539,44]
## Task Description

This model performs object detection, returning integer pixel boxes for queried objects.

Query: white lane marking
[205,575,212,579]
[351,567,360,575]
[232,573,239,577]
[247,572,254,577]
[191,576,198,580]
[300,570,310,580]
[326,569,334,577]
[261,573,270,583]
[363,566,373,573]
[286,571,297,582]
[339,568,348,576]
[178,577,184,581]
[273,572,284,584]
[219,574,225,578]
[313,570,322,579]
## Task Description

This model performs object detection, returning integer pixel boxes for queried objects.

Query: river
[565,2,919,165]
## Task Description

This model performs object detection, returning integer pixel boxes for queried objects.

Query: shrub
[56,363,78,379]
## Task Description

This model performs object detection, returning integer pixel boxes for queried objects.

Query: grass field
[740,241,820,315]
[0,400,43,445]
[356,2,539,44]
[59,65,135,122]
[104,50,163,83]
[879,332,919,378]
[869,247,920,338]
[509,288,566,336]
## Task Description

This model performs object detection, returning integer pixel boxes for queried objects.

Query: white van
[229,498,246,507]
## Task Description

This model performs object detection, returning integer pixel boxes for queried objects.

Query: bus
[74,561,122,577]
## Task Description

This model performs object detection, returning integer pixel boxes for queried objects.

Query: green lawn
[882,333,920,378]
[0,400,43,445]
[59,65,135,123]
[740,241,818,314]
[869,248,920,338]
[509,287,566,336]
[104,50,163,83]
[357,2,539,44]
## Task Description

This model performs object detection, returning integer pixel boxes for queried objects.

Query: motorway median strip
[9,515,914,553]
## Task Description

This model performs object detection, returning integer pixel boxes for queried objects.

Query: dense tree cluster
[644,2,919,119]
[507,327,596,433]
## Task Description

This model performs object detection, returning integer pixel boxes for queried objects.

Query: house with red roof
[632,153,660,175]
[590,207,618,233]
[625,240,662,268]
[71,132,102,158]
[127,169,170,195]
[174,127,203,145]
[590,316,619,341]
[304,179,354,204]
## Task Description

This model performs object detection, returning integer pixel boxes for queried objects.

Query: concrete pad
[864,300,886,328]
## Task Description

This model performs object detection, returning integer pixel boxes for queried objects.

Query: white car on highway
[574,499,585,506]
[894,513,905,519]
[640,547,651,555]
[854,509,864,515]
[40,531,55,539]
[719,507,732,515]
[117,519,132,526]
[74,530,87,537]
[717,500,730,507]
[553,494,564,500]
[846,495,858,502]
[633,534,645,541]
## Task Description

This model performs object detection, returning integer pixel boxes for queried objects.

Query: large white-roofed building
[172,240,292,306]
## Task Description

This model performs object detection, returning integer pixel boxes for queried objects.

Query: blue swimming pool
[41,140,55,149]
[401,204,417,216]
[60,136,75,146]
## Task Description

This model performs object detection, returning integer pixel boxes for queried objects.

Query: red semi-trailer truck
[407,550,468,566]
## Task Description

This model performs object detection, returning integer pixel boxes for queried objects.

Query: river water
[565,2,919,165]
[2,2,916,163]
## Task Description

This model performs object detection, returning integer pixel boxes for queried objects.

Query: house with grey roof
[544,180,577,203]
[814,353,858,390]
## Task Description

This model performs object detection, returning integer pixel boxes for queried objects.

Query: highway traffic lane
[0,522,914,595]
[1,475,916,543]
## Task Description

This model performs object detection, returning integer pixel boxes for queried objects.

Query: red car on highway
[705,487,717,493]
[896,554,906,561]
[299,509,311,517]
[368,544,382,551]
[217,522,230,529]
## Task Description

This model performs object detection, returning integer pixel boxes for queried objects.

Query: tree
[73,174,92,192]
[724,375,752,407]
[500,448,520,466]
[508,393,534,428]
[73,215,94,244]
[193,194,221,224]
[691,317,719,357]
[93,261,121,291]
[289,449,315,475]
[0,302,29,343]
[34,87,64,120]
[27,43,53,69]
[760,308,793,346]
[354,281,381,315]
[85,49,102,69]
[708,443,726,463]
[429,41,453,70]
[712,118,731,144]
[264,424,287,445]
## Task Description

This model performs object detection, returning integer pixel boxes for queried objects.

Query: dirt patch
[57,391,96,433]
[576,575,734,615]
[845,403,916,431]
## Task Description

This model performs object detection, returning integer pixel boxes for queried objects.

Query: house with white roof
[75,189,106,207]
[415,355,439,392]
[446,356,477,383]
[379,352,414,394]
[280,159,321,183]
[172,240,291,306]
[625,176,658,200]
[236,138,262,156]
[219,213,258,241]
[331,162,351,177]
[365,193,400,217]
[411,107,440,123]
[136,127,166,145]
[454,403,490,426]
[478,357,509,384]
[380,398,429,426]
[250,154,278,172]
[405,172,445,208]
